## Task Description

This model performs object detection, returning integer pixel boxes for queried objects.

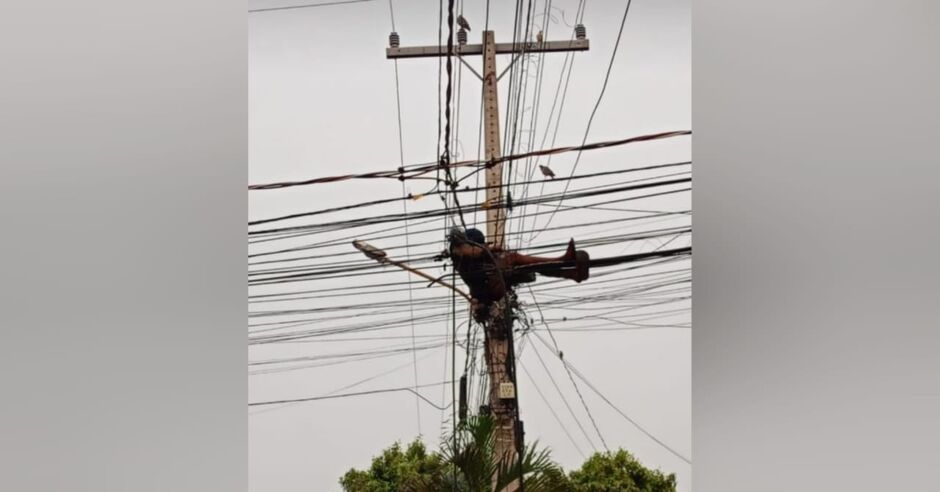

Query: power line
[522,312,599,453]
[521,0,588,245]
[248,211,688,269]
[531,0,636,242]
[247,131,690,190]
[248,178,690,237]
[248,0,376,14]
[386,0,422,439]
[531,331,691,464]
[250,347,444,416]
[249,161,689,227]
[526,291,609,452]
[518,358,587,459]
[249,381,452,408]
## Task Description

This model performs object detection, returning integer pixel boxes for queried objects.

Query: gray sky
[249,0,690,490]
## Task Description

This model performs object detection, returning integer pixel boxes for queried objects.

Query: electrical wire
[247,131,689,190]
[531,331,691,464]
[249,0,377,14]
[530,0,637,242]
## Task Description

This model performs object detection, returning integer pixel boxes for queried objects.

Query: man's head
[464,228,485,245]
[448,227,486,246]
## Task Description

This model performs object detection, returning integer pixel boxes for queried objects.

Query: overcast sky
[249,0,691,490]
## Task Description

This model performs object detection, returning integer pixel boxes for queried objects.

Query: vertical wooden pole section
[482,30,518,491]
[483,31,506,250]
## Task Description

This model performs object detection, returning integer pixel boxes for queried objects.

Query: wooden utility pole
[387,28,589,491]
[478,29,517,486]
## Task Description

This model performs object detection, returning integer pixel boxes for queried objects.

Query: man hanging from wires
[444,227,590,322]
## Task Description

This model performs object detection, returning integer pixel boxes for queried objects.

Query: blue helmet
[464,228,486,245]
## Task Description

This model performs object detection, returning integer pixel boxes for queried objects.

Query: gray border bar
[693,1,939,490]
[0,2,247,491]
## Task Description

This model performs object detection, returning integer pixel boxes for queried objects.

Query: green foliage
[339,439,447,492]
[568,450,676,492]
[340,416,571,492]
[438,414,571,492]
[340,421,677,492]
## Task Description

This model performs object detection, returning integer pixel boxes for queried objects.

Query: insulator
[457,28,468,46]
[575,24,587,40]
[389,31,400,48]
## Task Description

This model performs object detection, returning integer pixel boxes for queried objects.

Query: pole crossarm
[386,39,589,59]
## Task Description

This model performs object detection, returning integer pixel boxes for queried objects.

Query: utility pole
[387,27,589,491]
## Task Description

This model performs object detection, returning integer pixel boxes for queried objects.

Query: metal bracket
[457,55,484,81]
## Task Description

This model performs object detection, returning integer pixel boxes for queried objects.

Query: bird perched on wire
[536,30,544,43]
[457,15,471,32]
[539,164,556,179]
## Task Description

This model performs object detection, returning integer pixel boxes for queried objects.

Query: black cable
[531,0,637,241]
[249,209,688,269]
[248,227,691,286]
[249,380,452,407]
[518,359,587,458]
[248,177,690,236]
[527,294,609,451]
[249,161,689,227]
[248,130,689,190]
[522,296,599,452]
[531,331,691,464]
[248,0,376,14]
